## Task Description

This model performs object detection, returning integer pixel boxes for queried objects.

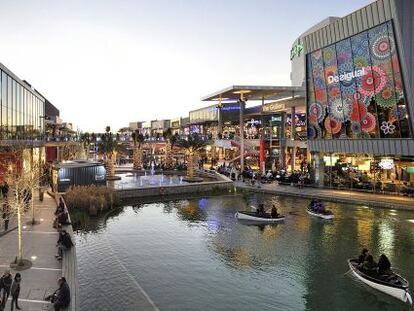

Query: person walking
[10,273,21,311]
[0,269,12,309]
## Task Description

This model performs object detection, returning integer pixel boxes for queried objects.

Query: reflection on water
[75,194,414,311]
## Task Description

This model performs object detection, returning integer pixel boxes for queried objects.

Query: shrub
[64,185,120,213]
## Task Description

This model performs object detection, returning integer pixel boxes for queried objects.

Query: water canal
[74,194,414,310]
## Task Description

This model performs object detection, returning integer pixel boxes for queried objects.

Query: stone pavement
[235,181,414,210]
[0,194,62,311]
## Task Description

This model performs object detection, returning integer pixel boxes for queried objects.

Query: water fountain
[169,176,173,185]
[179,176,183,184]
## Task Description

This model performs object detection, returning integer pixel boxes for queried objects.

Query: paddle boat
[307,201,334,220]
[348,259,412,304]
[235,211,285,223]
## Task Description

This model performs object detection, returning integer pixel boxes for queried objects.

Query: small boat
[235,211,285,223]
[306,207,334,220]
[348,259,412,304]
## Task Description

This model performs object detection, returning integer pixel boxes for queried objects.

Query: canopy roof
[202,85,305,102]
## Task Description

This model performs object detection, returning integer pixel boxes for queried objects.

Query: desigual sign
[326,67,367,84]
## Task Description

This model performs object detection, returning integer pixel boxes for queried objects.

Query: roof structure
[201,85,305,102]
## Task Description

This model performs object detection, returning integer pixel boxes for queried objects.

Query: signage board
[263,102,285,113]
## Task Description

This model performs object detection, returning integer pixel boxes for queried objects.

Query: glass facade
[0,68,45,140]
[307,21,410,140]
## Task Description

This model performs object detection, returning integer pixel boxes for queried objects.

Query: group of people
[53,198,70,229]
[0,270,21,311]
[357,248,392,277]
[255,204,279,218]
[54,198,74,261]
[309,199,326,213]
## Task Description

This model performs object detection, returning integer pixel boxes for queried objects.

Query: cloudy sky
[0,0,371,132]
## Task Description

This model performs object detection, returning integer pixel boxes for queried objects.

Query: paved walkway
[0,194,61,311]
[236,182,414,210]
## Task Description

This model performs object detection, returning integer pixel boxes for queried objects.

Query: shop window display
[307,21,410,139]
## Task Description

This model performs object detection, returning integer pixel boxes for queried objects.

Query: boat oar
[343,268,354,276]
[405,290,413,306]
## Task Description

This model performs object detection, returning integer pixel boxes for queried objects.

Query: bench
[57,194,79,311]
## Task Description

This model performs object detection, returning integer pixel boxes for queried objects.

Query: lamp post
[216,98,223,138]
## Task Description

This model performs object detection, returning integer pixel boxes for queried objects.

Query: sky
[0,0,372,133]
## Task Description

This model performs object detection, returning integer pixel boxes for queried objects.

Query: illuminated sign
[290,40,304,60]
[263,102,285,113]
[271,116,282,122]
[327,67,367,85]
[209,106,240,112]
[378,158,394,169]
[95,174,105,181]
[60,178,71,182]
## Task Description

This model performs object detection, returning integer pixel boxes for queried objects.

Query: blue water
[75,194,414,310]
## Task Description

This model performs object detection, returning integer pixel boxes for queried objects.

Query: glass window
[307,21,410,140]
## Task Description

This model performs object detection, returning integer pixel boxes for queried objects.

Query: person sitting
[45,277,71,311]
[55,230,74,261]
[310,199,319,211]
[357,248,369,265]
[362,254,377,277]
[257,204,265,217]
[55,198,65,215]
[318,203,326,213]
[271,206,278,218]
[378,254,392,275]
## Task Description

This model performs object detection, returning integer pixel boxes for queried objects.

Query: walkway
[235,182,414,210]
[0,194,65,311]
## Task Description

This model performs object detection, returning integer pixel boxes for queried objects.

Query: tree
[22,148,47,225]
[162,128,177,169]
[131,130,145,170]
[0,145,42,268]
[98,127,126,177]
[176,133,208,179]
[61,141,86,161]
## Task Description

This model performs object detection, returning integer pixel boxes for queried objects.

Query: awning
[201,85,305,102]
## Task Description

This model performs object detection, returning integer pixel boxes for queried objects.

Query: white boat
[306,208,334,220]
[348,259,412,304]
[235,211,285,223]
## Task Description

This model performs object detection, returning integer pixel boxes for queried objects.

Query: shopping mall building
[0,62,56,179]
[304,0,414,193]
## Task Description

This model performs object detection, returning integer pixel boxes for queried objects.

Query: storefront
[317,153,414,194]
[304,0,414,194]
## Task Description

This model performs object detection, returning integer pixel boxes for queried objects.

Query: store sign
[406,167,414,174]
[263,102,285,113]
[378,158,394,169]
[95,174,105,181]
[271,116,282,122]
[327,67,367,85]
[209,105,240,112]
[60,178,71,182]
[290,40,304,60]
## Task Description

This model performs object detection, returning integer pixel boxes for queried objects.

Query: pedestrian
[1,182,9,199]
[2,201,10,231]
[10,273,21,311]
[56,230,73,260]
[0,269,12,309]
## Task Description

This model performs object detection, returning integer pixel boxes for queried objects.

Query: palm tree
[131,130,145,170]
[162,129,177,169]
[176,133,208,179]
[98,126,126,178]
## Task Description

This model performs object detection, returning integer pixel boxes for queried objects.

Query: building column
[291,146,296,172]
[291,106,296,140]
[217,105,223,138]
[313,152,324,187]
[279,112,286,169]
[239,100,245,171]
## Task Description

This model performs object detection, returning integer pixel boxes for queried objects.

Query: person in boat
[310,199,319,211]
[357,248,369,265]
[256,204,265,217]
[271,205,278,218]
[362,254,378,276]
[378,254,392,275]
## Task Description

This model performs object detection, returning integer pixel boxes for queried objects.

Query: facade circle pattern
[359,66,387,97]
[324,117,342,134]
[361,112,376,132]
[371,35,395,60]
